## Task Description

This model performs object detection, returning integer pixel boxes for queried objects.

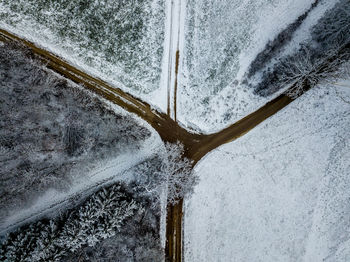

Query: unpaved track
[0,28,294,262]
[165,0,183,121]
[2,28,335,262]
[174,50,180,122]
[164,95,293,262]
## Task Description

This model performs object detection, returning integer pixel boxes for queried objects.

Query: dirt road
[0,28,294,262]
[2,28,341,261]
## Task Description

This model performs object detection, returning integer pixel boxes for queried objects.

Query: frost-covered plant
[0,183,139,262]
[127,143,197,205]
[282,44,350,98]
[29,221,66,262]
[282,0,350,98]
[161,142,198,204]
[58,185,138,252]
[253,0,350,97]
[279,47,321,98]
[311,0,350,49]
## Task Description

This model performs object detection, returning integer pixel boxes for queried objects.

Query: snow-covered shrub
[0,183,140,262]
[58,185,139,252]
[126,157,164,212]
[282,0,350,98]
[121,143,198,206]
[161,142,198,204]
[311,1,350,50]
[282,43,350,98]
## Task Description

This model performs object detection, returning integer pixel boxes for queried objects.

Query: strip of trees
[0,184,139,262]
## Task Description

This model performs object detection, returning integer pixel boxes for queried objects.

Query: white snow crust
[184,83,350,261]
[178,0,338,133]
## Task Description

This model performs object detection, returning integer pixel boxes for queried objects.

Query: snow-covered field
[1,0,349,260]
[184,83,350,261]
[177,0,339,133]
[0,0,342,134]
[0,0,166,109]
[0,0,340,133]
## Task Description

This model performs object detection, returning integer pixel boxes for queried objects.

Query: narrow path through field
[165,0,183,121]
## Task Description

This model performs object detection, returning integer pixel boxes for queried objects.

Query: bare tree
[281,0,350,98]
[252,0,350,98]
[161,142,198,204]
[281,43,350,98]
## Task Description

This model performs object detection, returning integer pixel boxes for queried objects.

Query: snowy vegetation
[161,142,197,204]
[0,42,151,222]
[245,0,321,79]
[0,41,199,260]
[1,0,349,261]
[0,182,163,262]
[177,0,315,132]
[65,158,165,262]
[251,0,350,97]
[0,0,165,94]
[122,142,198,205]
[184,83,350,261]
[0,145,196,261]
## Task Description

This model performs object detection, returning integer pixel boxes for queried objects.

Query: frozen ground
[1,1,349,260]
[178,0,339,133]
[0,0,340,133]
[0,0,341,134]
[0,0,166,110]
[184,83,350,261]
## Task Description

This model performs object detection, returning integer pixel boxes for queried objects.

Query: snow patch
[184,84,350,261]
